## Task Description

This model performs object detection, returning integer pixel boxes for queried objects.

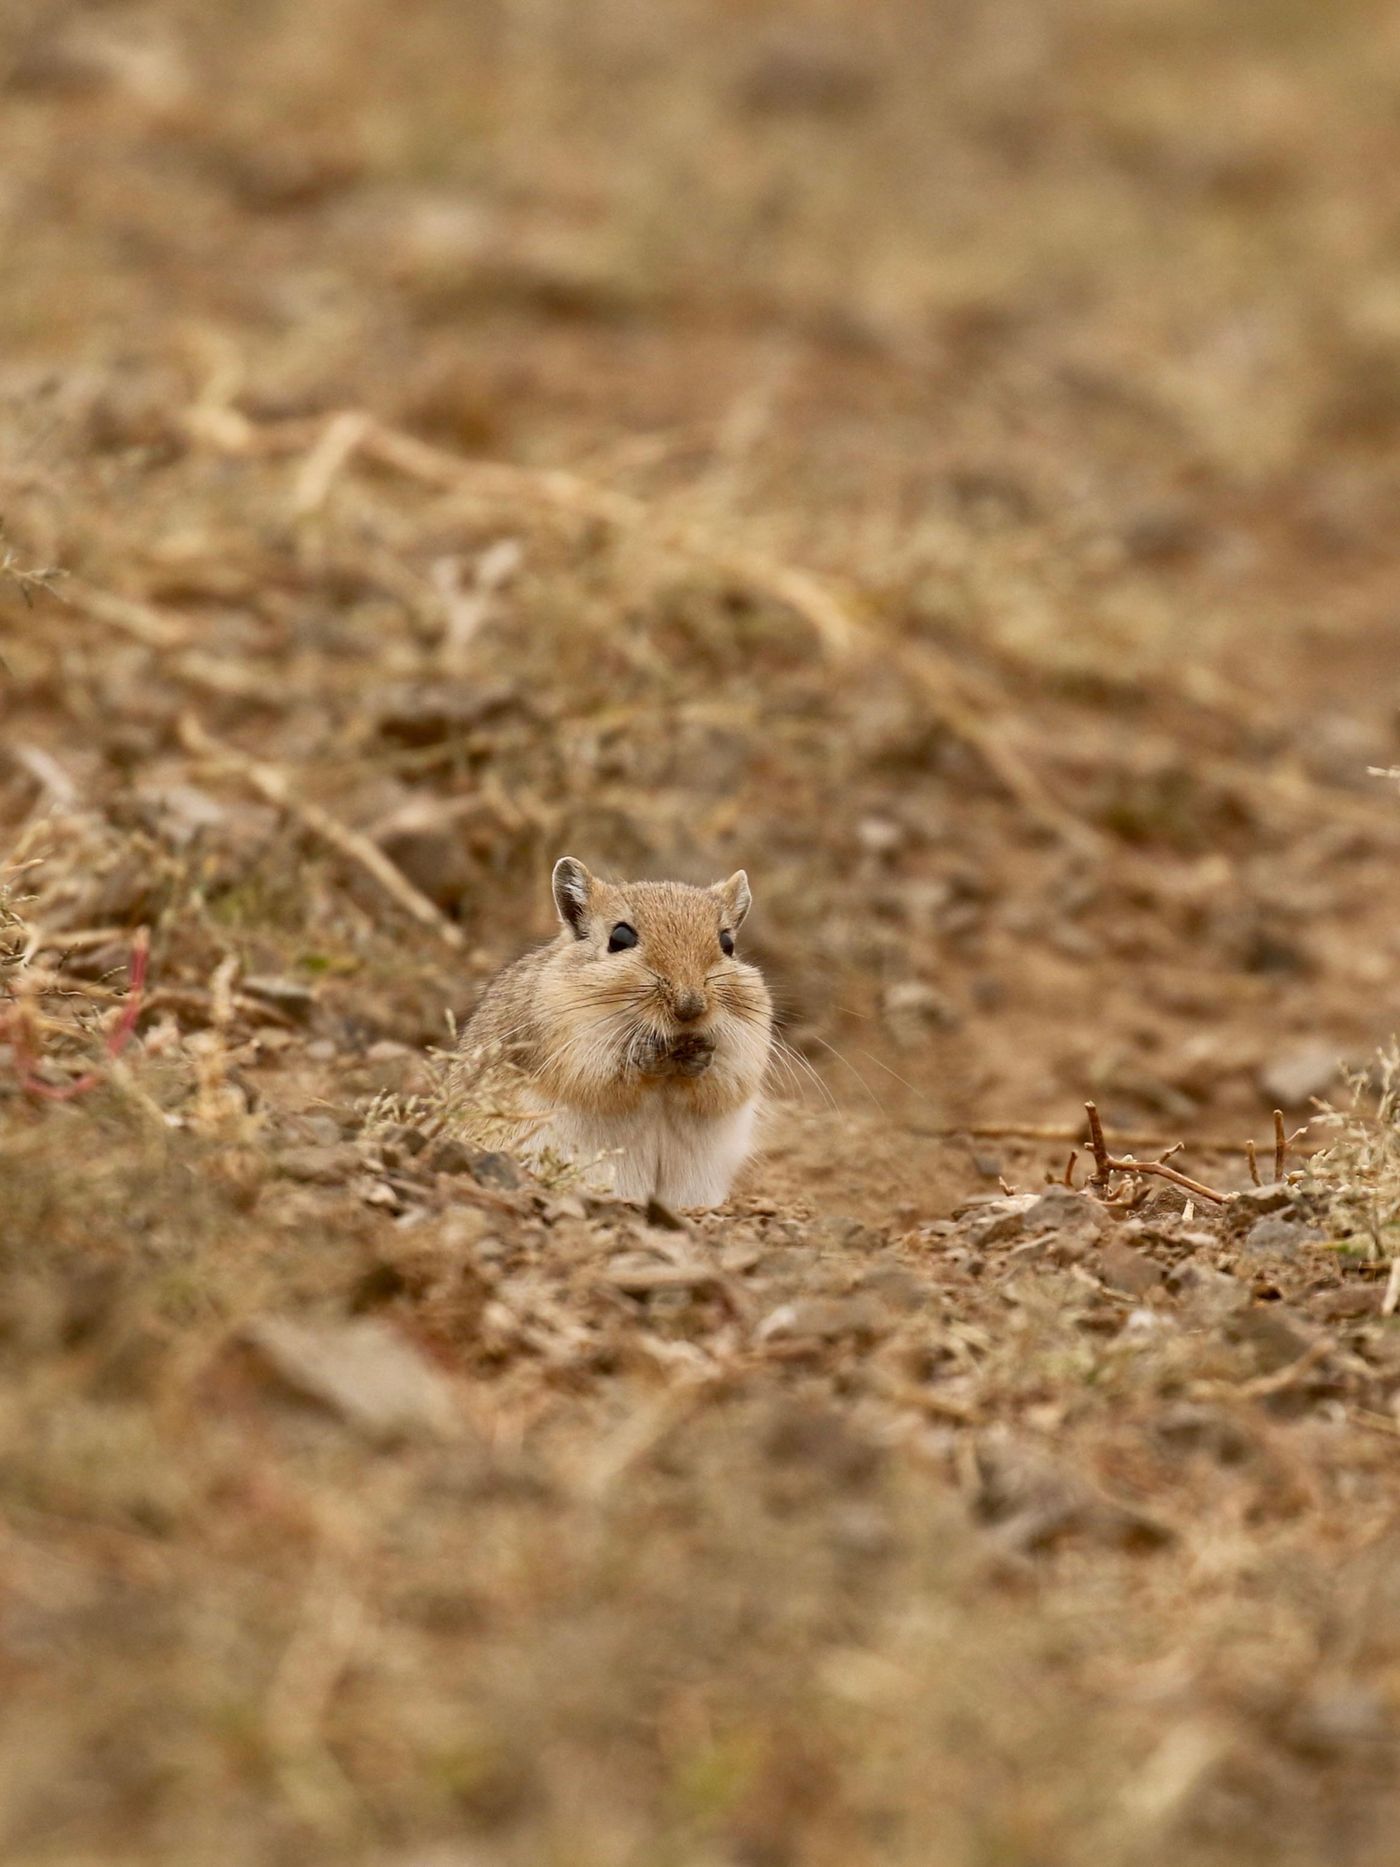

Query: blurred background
[6,7,1400,1860]
[4,0,1400,1147]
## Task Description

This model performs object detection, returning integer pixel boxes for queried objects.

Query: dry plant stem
[7,928,150,1101]
[1082,1100,1229,1204]
[1246,1140,1262,1186]
[177,714,466,951]
[221,413,1400,858]
[1105,1156,1229,1205]
[26,926,131,954]
[1085,1101,1112,1191]
[1236,1336,1336,1401]
[894,644,1105,854]
[61,579,191,648]
[226,409,1100,850]
[1347,1407,1400,1440]
[921,1119,1275,1157]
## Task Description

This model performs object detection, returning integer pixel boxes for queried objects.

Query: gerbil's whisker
[769,1034,839,1113]
[850,1046,932,1104]
[803,1033,886,1116]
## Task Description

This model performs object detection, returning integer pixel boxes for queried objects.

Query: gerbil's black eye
[607,922,638,953]
[719,929,735,957]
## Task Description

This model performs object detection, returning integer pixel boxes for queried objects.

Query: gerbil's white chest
[535,1089,759,1209]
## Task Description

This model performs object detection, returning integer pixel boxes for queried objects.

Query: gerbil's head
[537,857,772,1112]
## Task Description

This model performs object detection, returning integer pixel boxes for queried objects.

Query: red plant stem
[13,928,149,1102]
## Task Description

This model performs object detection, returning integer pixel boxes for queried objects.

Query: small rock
[952,1194,1038,1249]
[275,1143,359,1185]
[737,41,876,117]
[1227,1307,1317,1374]
[1240,1215,1325,1256]
[882,978,961,1036]
[1166,1262,1251,1319]
[1155,1404,1257,1466]
[298,1114,344,1148]
[242,975,318,1023]
[1310,1285,1379,1322]
[855,1264,928,1311]
[763,1399,883,1487]
[1286,1686,1389,1759]
[468,1151,522,1191]
[808,1213,872,1250]
[427,1138,476,1175]
[378,822,477,912]
[950,1193,1038,1222]
[757,1295,886,1345]
[1223,1184,1299,1236]
[241,1316,458,1443]
[374,680,519,747]
[1258,1042,1340,1109]
[644,1197,690,1232]
[856,815,905,856]
[544,1195,588,1223]
[1134,1185,1194,1221]
[972,1436,1173,1554]
[1022,1187,1109,1240]
[829,1502,895,1558]
[137,781,227,846]
[1098,1240,1164,1298]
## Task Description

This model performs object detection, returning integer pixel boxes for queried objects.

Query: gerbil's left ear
[714,869,752,928]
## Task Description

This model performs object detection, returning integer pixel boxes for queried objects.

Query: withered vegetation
[5,1,1400,1862]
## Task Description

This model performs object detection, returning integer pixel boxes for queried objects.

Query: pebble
[242,975,318,1023]
[1258,1042,1341,1109]
[1021,1187,1108,1239]
[275,1143,359,1185]
[241,1315,458,1444]
[1240,1215,1325,1256]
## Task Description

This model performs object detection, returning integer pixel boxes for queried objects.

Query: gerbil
[456,858,773,1207]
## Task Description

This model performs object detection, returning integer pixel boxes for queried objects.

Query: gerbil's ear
[552,856,594,937]
[714,869,752,928]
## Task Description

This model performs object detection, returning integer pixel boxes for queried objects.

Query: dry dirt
[4,2,1400,1863]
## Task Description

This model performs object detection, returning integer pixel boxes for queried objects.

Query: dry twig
[1082,1101,1230,1205]
[203,409,1106,850]
[4,928,150,1101]
[177,715,466,950]
[61,579,191,648]
[920,1118,1285,1159]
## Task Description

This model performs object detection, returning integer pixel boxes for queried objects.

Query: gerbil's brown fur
[456,859,773,1206]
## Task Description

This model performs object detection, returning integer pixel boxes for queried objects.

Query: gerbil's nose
[674,989,706,1023]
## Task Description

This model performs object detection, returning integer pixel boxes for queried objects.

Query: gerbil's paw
[642,1033,715,1078]
[669,1034,715,1077]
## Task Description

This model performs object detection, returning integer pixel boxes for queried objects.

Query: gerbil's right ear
[552,856,594,938]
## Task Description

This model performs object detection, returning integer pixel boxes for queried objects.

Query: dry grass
[5,0,1400,1861]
